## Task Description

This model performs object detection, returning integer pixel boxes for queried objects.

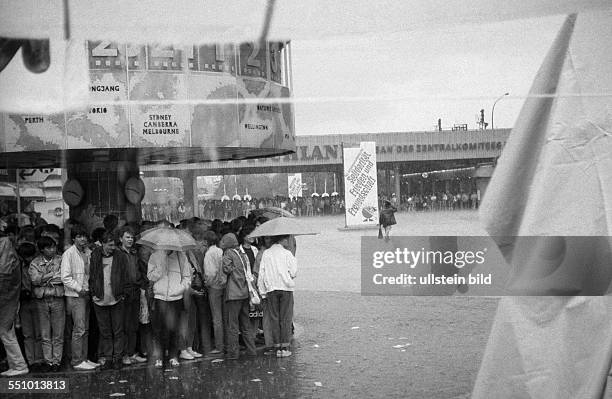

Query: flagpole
[16,169,21,216]
[341,143,347,228]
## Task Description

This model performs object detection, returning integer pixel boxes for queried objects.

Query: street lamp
[491,92,509,130]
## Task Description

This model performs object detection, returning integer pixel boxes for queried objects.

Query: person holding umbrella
[256,235,297,358]
[249,217,317,358]
[140,227,193,368]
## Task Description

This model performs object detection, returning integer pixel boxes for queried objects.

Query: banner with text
[343,141,379,227]
[288,173,302,198]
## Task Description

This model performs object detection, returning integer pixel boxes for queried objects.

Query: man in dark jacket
[221,233,256,360]
[90,232,126,370]
[116,226,147,366]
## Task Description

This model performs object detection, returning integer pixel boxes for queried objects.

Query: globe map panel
[1,114,65,152]
[66,70,130,148]
[188,73,240,148]
[238,78,295,151]
[129,72,190,148]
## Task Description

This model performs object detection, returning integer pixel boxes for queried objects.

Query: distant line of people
[142,196,346,223]
[141,190,479,225]
[400,192,480,212]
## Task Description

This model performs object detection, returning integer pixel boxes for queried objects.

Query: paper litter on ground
[315,382,323,387]
[119,380,128,383]
[351,326,360,330]
[109,394,125,397]
[313,344,319,348]
[211,359,224,363]
[169,377,179,380]
[251,379,262,382]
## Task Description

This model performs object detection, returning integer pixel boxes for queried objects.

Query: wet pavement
[4,211,499,398]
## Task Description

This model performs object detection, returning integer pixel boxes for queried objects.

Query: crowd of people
[0,212,298,376]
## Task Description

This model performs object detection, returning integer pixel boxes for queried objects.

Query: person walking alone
[379,200,397,241]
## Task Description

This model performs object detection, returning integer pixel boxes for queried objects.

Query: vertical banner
[287,173,302,199]
[343,142,379,227]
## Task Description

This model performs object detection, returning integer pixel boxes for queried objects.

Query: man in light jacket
[257,235,297,358]
[61,225,98,371]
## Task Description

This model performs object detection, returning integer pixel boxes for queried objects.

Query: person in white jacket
[257,235,297,358]
[147,249,191,368]
[60,225,99,371]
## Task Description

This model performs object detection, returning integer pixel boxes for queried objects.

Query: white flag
[474,10,612,399]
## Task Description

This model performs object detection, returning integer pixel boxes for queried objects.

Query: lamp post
[491,92,509,130]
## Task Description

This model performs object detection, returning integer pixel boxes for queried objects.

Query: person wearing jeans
[116,226,147,366]
[257,235,297,357]
[0,237,29,376]
[253,236,275,354]
[61,225,98,371]
[17,241,44,371]
[90,232,127,370]
[29,237,65,372]
[203,231,225,355]
[182,241,213,358]
[220,233,256,360]
[178,227,207,360]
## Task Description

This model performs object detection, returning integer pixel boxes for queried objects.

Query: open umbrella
[232,194,242,200]
[250,206,294,219]
[322,192,330,197]
[311,192,320,197]
[248,217,318,238]
[136,226,196,251]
